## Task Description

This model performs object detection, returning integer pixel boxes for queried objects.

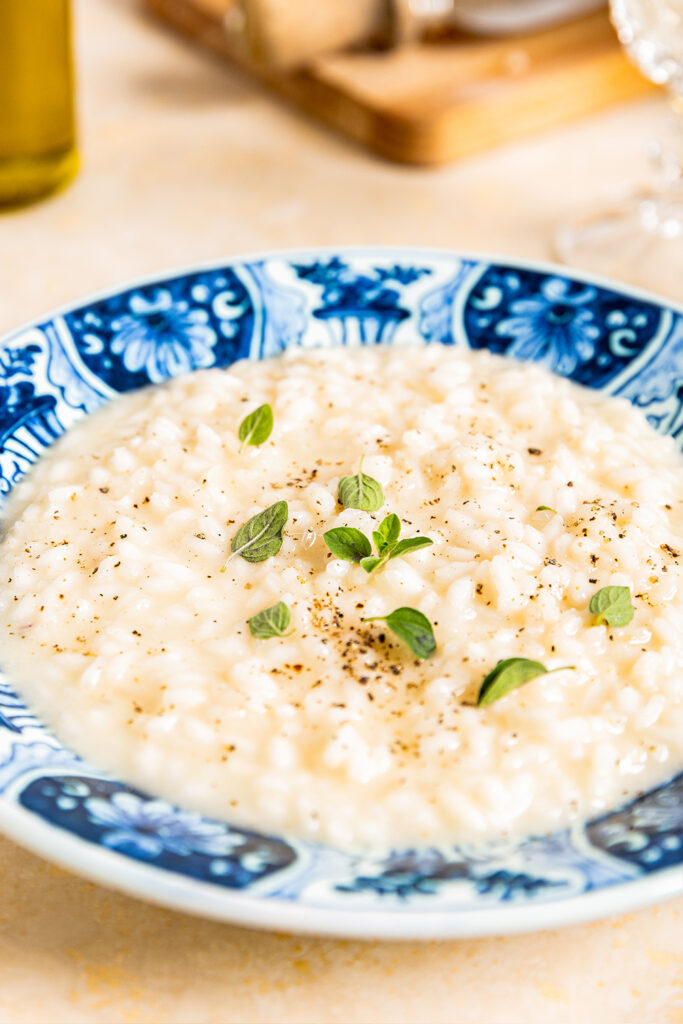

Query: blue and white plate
[0,248,682,939]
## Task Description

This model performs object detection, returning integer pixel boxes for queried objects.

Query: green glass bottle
[0,0,78,207]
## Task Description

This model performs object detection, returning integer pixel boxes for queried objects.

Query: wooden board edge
[142,0,655,167]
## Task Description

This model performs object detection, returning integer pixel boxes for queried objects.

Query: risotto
[1,345,682,850]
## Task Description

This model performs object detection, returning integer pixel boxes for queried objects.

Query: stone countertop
[0,1,681,1021]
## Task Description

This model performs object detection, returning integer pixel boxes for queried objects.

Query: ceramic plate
[0,248,681,939]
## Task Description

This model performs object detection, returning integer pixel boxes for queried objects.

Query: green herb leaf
[363,607,436,660]
[373,513,401,555]
[323,527,372,563]
[477,658,548,706]
[238,403,273,450]
[338,458,384,512]
[324,508,432,577]
[248,601,293,639]
[389,536,433,559]
[589,585,634,627]
[364,516,433,575]
[536,505,557,514]
[226,500,288,566]
[360,555,384,574]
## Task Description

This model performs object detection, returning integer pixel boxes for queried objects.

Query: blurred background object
[556,0,683,294]
[0,0,78,207]
[230,0,606,70]
[147,0,651,165]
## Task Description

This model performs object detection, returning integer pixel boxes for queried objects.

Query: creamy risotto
[1,345,683,850]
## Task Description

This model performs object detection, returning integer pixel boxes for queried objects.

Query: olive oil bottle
[0,0,78,207]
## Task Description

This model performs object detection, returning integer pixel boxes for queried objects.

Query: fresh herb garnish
[477,658,574,706]
[248,600,293,639]
[361,534,433,574]
[323,527,372,563]
[589,585,634,627]
[373,513,401,553]
[224,500,288,567]
[477,658,547,706]
[389,537,434,558]
[323,512,433,573]
[338,457,384,512]
[362,513,432,574]
[357,555,384,574]
[536,505,557,514]
[238,403,273,451]
[363,606,436,660]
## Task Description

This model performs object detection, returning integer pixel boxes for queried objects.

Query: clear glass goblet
[555,0,683,298]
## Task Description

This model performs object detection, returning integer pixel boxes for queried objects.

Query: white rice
[1,344,682,850]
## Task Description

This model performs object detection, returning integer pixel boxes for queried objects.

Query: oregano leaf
[248,601,293,639]
[389,536,433,559]
[589,585,634,627]
[238,403,273,450]
[225,500,288,567]
[373,513,401,555]
[477,658,548,706]
[338,458,384,512]
[363,607,436,659]
[360,555,384,574]
[324,527,372,563]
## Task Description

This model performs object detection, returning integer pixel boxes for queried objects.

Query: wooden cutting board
[144,0,653,165]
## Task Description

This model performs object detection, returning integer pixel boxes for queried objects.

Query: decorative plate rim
[5,244,683,344]
[0,794,679,937]
[1,246,682,939]
[0,799,681,939]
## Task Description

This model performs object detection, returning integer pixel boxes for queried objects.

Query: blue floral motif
[292,257,431,346]
[610,314,683,441]
[337,871,443,900]
[418,260,479,346]
[0,343,41,419]
[462,265,666,389]
[472,869,564,901]
[495,277,600,374]
[336,849,468,900]
[63,269,254,393]
[293,256,428,309]
[335,848,566,903]
[108,291,217,384]
[0,742,83,793]
[84,791,244,859]
[19,775,298,887]
[0,340,65,495]
[0,679,38,734]
[587,771,683,871]
[244,261,308,358]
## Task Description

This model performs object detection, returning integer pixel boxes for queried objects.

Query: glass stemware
[555,0,683,298]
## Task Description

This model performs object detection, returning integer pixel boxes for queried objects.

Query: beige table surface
[0,2,682,1021]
